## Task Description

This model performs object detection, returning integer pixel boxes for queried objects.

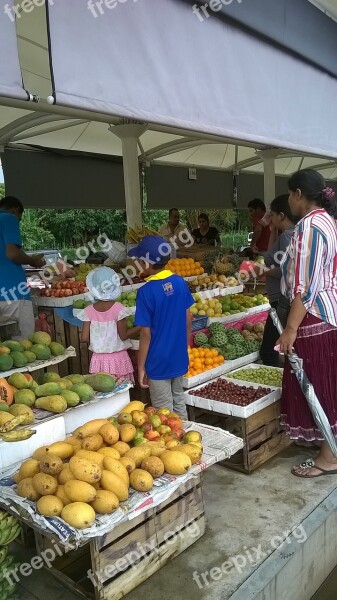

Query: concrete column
[109,123,148,229]
[257,149,279,207]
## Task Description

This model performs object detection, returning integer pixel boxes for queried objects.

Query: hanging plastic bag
[35,312,52,335]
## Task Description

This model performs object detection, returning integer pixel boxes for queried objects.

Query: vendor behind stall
[248,199,271,253]
[192,213,221,246]
[158,208,187,242]
[0,196,45,339]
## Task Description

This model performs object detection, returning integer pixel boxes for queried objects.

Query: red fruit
[64,289,72,296]
[159,414,168,424]
[145,430,160,441]
[174,428,185,440]
[166,418,183,431]
[141,423,153,434]
[145,407,157,416]
[162,433,177,443]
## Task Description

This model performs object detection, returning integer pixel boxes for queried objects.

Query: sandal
[291,458,337,478]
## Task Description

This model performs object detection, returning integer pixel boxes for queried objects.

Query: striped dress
[281,209,337,326]
[280,209,337,441]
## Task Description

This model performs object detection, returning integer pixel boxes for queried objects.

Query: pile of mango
[13,402,203,529]
[0,332,65,373]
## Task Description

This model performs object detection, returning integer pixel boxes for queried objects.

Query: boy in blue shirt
[129,236,194,419]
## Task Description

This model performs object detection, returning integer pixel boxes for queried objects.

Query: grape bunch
[227,367,282,387]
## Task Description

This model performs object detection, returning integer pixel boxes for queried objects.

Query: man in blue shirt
[0,196,45,339]
[129,236,194,419]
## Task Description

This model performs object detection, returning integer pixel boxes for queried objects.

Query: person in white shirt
[158,208,187,242]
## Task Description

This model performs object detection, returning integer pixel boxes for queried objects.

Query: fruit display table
[0,347,75,379]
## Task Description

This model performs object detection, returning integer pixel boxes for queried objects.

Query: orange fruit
[205,358,213,366]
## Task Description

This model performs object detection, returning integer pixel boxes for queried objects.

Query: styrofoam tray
[245,303,270,315]
[0,347,76,378]
[185,378,281,418]
[224,363,283,389]
[183,352,260,389]
[32,293,92,307]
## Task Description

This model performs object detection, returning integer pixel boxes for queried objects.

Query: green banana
[0,415,26,433]
[0,429,36,442]
[0,547,8,565]
[2,525,21,546]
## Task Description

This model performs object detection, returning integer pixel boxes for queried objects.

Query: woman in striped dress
[278,169,337,478]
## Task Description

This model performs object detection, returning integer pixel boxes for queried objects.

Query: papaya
[3,340,23,353]
[35,383,63,397]
[35,395,67,413]
[0,355,13,372]
[9,404,34,424]
[61,390,80,407]
[20,339,33,351]
[65,374,85,385]
[30,344,51,360]
[23,351,37,363]
[58,379,73,389]
[0,344,11,355]
[39,372,61,384]
[29,332,52,346]
[0,378,14,405]
[70,383,94,403]
[8,372,33,390]
[14,389,36,407]
[10,351,28,368]
[85,374,116,393]
[50,342,65,357]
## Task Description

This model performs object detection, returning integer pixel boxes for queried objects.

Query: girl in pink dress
[79,267,140,382]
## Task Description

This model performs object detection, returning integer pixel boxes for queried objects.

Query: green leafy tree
[20,211,55,251]
[0,183,5,199]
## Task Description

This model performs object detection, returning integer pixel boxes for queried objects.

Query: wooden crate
[187,400,292,474]
[34,475,205,600]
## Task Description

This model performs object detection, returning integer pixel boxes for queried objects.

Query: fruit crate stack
[0,510,21,600]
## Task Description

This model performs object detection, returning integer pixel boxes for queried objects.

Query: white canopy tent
[0,0,337,224]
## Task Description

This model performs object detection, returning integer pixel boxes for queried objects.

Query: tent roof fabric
[0,2,336,180]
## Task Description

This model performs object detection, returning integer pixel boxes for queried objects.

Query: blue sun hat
[86,267,121,301]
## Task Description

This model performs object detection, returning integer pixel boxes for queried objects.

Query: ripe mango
[100,470,129,501]
[130,469,153,492]
[37,495,63,517]
[81,434,104,452]
[178,444,202,464]
[69,456,101,484]
[74,419,109,439]
[76,450,104,467]
[64,480,97,503]
[45,442,74,459]
[56,485,72,506]
[102,457,129,486]
[32,473,58,496]
[160,451,192,475]
[124,446,152,468]
[35,395,67,413]
[122,401,146,414]
[99,423,119,445]
[17,459,40,482]
[112,442,130,456]
[58,466,74,485]
[118,424,136,443]
[61,502,96,529]
[91,490,119,514]
[98,447,120,460]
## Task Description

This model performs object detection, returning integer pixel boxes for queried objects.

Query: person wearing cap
[128,236,194,419]
[79,267,140,381]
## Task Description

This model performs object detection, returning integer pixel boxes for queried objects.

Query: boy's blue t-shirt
[0,210,29,301]
[135,273,194,380]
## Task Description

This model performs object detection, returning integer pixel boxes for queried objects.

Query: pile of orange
[185,347,225,378]
[168,258,204,278]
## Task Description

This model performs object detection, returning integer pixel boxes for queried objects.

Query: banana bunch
[0,512,21,546]
[0,551,20,582]
[0,578,18,600]
[127,225,160,243]
[0,429,36,443]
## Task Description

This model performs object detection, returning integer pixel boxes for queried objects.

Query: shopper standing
[259,195,298,366]
[278,169,337,478]
[129,236,194,419]
[0,196,45,339]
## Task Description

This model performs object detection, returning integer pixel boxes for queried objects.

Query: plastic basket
[191,316,208,332]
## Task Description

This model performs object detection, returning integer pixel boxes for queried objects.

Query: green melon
[30,344,51,361]
[10,352,28,368]
[70,383,94,403]
[49,342,65,357]
[85,374,116,393]
[0,355,14,372]
[23,351,37,364]
[3,340,23,353]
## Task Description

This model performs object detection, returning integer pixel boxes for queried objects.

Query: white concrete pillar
[109,123,147,229]
[257,149,279,207]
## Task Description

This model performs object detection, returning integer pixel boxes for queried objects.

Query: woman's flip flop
[291,458,337,478]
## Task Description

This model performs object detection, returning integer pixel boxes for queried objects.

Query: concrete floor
[12,446,337,600]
